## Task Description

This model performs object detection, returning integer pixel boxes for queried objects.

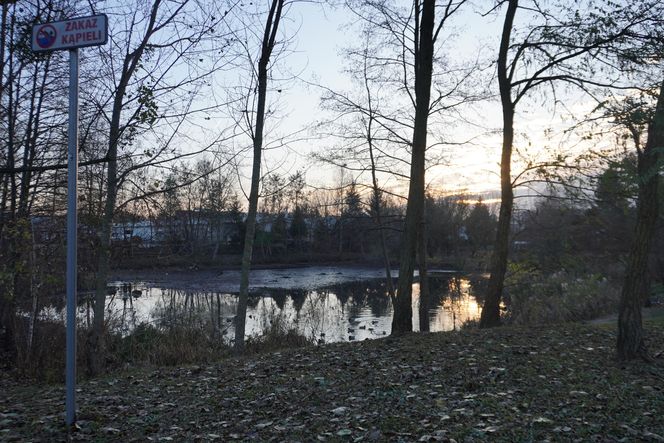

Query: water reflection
[102,275,483,343]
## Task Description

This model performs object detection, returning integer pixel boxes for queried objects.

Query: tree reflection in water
[102,276,483,343]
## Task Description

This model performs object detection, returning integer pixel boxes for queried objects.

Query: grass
[2,321,663,442]
[645,307,664,327]
[589,306,664,329]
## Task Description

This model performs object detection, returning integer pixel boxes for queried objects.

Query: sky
[29,0,637,210]
[93,0,615,207]
[273,2,508,196]
[243,0,590,203]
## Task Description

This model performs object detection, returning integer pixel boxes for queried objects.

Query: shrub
[244,305,313,354]
[8,298,315,382]
[108,322,231,367]
[504,262,620,325]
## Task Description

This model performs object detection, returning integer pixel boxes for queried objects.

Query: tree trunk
[235,162,261,352]
[85,1,164,375]
[616,79,664,361]
[6,9,16,217]
[86,119,120,376]
[418,209,430,332]
[86,61,134,377]
[235,0,284,353]
[18,60,50,216]
[0,4,7,112]
[0,10,18,360]
[25,219,39,364]
[0,221,17,361]
[392,0,436,335]
[480,0,517,329]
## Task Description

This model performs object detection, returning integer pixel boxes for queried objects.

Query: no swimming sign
[31,14,108,52]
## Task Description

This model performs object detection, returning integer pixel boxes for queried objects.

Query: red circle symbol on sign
[36,24,57,49]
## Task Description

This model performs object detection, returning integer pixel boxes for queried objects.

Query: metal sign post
[31,14,108,428]
[65,47,79,427]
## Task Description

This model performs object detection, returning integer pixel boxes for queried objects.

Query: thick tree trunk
[235,0,284,353]
[616,79,664,361]
[392,0,436,335]
[480,0,517,328]
[417,210,430,332]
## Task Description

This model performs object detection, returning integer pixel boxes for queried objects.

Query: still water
[90,272,484,343]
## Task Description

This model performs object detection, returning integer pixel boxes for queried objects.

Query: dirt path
[587,306,664,325]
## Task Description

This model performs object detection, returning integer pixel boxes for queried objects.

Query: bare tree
[575,90,664,360]
[0,1,70,362]
[316,34,399,297]
[391,0,468,334]
[317,0,474,330]
[480,0,664,327]
[233,0,286,352]
[478,0,517,328]
[86,0,236,375]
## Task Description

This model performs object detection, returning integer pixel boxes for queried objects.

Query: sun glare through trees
[1,0,664,440]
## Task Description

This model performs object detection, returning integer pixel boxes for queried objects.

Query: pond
[79,267,485,344]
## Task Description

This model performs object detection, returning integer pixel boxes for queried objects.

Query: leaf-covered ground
[2,322,663,442]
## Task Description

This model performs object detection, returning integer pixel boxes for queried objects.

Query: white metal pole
[65,47,79,427]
